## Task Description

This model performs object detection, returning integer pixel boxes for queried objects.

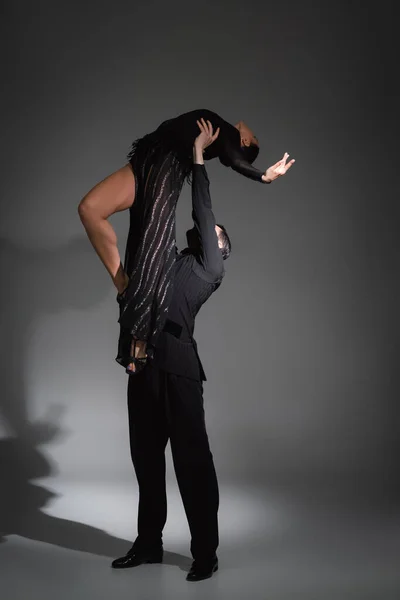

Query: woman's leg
[78,164,136,290]
[79,164,151,371]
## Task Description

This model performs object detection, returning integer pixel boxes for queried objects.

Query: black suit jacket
[151,164,225,381]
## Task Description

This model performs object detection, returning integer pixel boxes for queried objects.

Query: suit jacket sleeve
[191,164,225,282]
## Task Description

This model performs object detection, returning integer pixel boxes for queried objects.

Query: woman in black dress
[78,109,295,373]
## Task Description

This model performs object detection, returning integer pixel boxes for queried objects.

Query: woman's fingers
[276,158,295,175]
[280,157,295,172]
[271,160,283,169]
[280,153,289,166]
[285,159,295,170]
[271,153,290,170]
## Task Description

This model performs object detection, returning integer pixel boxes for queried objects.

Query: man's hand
[262,152,295,183]
[193,118,220,163]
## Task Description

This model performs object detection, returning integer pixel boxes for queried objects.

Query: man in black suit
[112,120,230,582]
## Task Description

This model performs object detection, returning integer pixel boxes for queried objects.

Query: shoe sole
[186,564,218,582]
[111,556,163,569]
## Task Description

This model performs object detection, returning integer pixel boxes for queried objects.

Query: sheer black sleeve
[191,164,225,283]
[218,134,265,182]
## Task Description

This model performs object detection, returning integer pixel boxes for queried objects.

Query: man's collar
[178,247,198,258]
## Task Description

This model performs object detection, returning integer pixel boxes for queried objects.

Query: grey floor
[1,476,399,600]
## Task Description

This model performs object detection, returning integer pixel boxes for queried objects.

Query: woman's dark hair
[216,223,232,260]
[241,142,260,165]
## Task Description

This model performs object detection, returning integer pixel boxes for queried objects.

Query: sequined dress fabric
[116,132,191,366]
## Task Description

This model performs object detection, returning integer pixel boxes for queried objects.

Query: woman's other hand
[262,152,295,183]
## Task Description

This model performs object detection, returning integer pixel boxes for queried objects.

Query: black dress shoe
[111,545,163,569]
[186,555,218,582]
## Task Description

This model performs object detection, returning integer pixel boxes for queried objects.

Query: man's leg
[127,363,169,549]
[167,374,219,562]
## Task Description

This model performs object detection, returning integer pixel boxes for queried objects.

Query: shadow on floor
[0,236,190,571]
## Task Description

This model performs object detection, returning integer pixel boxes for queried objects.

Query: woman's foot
[126,339,147,374]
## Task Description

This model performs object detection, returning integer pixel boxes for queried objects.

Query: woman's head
[235,120,260,164]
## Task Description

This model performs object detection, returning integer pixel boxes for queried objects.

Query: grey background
[0,1,398,598]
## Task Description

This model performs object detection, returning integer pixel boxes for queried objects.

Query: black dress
[116,109,265,368]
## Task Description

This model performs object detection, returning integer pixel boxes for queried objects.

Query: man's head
[235,120,259,164]
[185,224,232,260]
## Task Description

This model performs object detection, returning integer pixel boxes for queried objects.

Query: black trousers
[127,361,219,560]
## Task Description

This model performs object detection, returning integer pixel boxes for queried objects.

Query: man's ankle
[134,536,163,550]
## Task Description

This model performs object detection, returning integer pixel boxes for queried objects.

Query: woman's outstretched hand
[195,118,220,153]
[262,152,295,183]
